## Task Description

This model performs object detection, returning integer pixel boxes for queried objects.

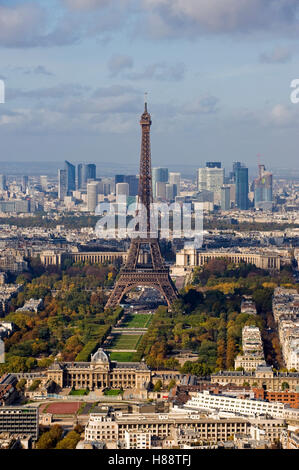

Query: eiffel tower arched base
[105,268,178,309]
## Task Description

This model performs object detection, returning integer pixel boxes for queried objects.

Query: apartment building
[85,412,250,444]
[253,388,299,409]
[241,297,257,315]
[272,287,299,371]
[235,326,266,372]
[211,365,299,391]
[183,390,295,419]
[124,431,152,449]
[84,411,286,445]
[16,298,43,313]
[0,407,39,440]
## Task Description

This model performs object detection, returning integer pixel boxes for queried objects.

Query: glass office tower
[152,167,169,199]
[235,165,249,210]
[64,160,76,194]
[78,163,96,190]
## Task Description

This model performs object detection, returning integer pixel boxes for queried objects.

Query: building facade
[254,164,273,211]
[211,366,299,392]
[46,348,151,394]
[235,165,249,210]
[184,390,293,419]
[39,250,152,266]
[84,411,285,445]
[77,163,96,190]
[174,248,281,272]
[0,407,39,440]
[235,326,266,372]
[152,167,169,199]
[253,388,299,409]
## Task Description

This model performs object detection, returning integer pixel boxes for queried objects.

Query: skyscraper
[197,163,224,205]
[115,175,138,196]
[156,181,167,200]
[197,164,224,192]
[64,160,76,194]
[206,167,224,192]
[116,182,129,199]
[21,175,28,193]
[206,162,221,168]
[77,163,96,190]
[40,175,48,192]
[0,175,7,191]
[232,162,242,182]
[221,186,231,210]
[166,183,177,201]
[168,172,181,196]
[58,169,67,200]
[77,163,85,190]
[87,181,99,212]
[152,167,168,199]
[254,164,273,210]
[235,165,249,210]
[197,168,207,191]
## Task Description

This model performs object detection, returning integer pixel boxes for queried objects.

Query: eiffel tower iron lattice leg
[106,239,178,309]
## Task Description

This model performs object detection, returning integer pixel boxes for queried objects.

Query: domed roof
[90,348,109,364]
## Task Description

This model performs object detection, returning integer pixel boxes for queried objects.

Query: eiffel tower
[105,98,179,309]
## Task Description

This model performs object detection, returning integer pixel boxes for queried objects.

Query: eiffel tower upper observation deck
[105,98,179,309]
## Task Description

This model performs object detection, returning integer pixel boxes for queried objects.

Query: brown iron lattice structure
[105,100,179,309]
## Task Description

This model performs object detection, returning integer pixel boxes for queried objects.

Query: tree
[167,379,176,391]
[26,357,37,370]
[74,424,84,435]
[153,380,162,392]
[216,338,226,370]
[28,379,41,391]
[16,378,27,391]
[36,425,63,449]
[38,357,54,369]
[226,337,237,369]
[55,430,81,449]
[281,382,289,391]
[180,361,211,377]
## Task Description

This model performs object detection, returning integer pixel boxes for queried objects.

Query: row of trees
[137,260,297,374]
[36,424,83,449]
[136,290,263,372]
[0,259,121,374]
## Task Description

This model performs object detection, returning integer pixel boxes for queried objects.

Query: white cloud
[267,104,295,127]
[142,0,299,37]
[181,95,219,114]
[63,0,111,9]
[260,46,293,64]
[6,84,90,101]
[0,84,143,135]
[0,2,125,48]
[0,4,45,47]
[1,0,298,49]
[125,62,186,81]
[108,55,134,77]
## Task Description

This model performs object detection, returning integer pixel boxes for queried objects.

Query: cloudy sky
[0,0,299,172]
